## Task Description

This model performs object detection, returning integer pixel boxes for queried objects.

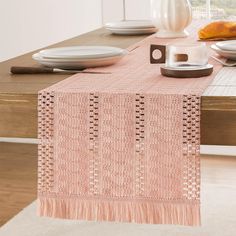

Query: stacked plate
[32,46,127,70]
[105,20,157,35]
[211,40,236,60]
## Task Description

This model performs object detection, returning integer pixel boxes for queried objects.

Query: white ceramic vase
[151,0,192,38]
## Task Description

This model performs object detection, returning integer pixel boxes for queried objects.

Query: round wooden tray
[161,64,214,78]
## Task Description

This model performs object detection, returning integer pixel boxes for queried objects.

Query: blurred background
[0,0,236,62]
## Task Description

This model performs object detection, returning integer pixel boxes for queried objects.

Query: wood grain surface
[0,28,236,144]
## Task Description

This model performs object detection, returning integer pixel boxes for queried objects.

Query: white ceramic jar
[150,0,192,38]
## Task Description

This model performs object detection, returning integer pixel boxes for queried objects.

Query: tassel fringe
[37,197,200,226]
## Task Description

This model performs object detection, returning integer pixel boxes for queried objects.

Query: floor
[0,143,37,226]
[0,142,236,234]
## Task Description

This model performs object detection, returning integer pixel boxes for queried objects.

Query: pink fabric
[38,23,222,226]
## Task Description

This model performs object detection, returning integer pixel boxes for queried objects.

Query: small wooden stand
[160,64,214,78]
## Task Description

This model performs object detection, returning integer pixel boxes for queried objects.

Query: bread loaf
[198,21,236,40]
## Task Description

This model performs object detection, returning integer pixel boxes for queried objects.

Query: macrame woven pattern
[38,24,222,226]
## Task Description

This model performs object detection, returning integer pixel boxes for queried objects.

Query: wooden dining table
[0,28,236,145]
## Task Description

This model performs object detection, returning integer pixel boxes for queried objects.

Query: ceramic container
[150,0,192,38]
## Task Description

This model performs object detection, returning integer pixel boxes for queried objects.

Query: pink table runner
[38,25,222,226]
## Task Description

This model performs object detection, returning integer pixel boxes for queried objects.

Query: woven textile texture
[38,24,222,226]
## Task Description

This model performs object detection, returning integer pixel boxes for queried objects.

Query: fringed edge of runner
[37,197,200,226]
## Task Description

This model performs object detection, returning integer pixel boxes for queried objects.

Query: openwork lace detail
[88,93,100,195]
[182,95,201,201]
[38,91,54,193]
[38,91,54,140]
[135,94,145,197]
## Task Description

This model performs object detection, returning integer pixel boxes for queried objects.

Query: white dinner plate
[105,20,155,29]
[216,40,236,51]
[106,27,157,35]
[211,44,236,60]
[32,52,127,70]
[39,46,125,59]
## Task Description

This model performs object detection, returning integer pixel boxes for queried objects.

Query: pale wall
[0,0,102,62]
